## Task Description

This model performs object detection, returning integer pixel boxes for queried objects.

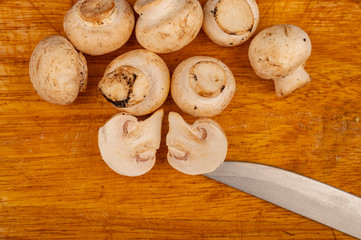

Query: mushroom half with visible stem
[98,49,170,116]
[29,35,88,105]
[134,0,203,53]
[64,0,135,56]
[98,109,164,177]
[166,112,228,175]
[248,24,312,97]
[203,0,259,47]
[171,56,236,117]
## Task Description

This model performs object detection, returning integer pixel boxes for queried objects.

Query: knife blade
[204,161,361,239]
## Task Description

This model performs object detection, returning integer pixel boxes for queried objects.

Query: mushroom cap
[64,0,135,56]
[248,24,312,80]
[29,35,88,105]
[166,112,227,175]
[203,0,259,47]
[134,0,203,53]
[171,56,236,117]
[98,49,170,116]
[98,109,164,177]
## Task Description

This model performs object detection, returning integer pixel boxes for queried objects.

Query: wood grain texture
[1,0,361,239]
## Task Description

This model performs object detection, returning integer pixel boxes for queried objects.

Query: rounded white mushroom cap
[203,0,259,47]
[98,49,170,116]
[134,0,203,53]
[64,0,135,56]
[171,56,236,117]
[29,35,88,105]
[98,109,164,177]
[166,112,227,175]
[248,24,312,97]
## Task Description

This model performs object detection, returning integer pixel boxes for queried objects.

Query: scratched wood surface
[1,0,361,239]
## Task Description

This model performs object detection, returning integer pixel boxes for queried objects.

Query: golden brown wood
[1,0,361,239]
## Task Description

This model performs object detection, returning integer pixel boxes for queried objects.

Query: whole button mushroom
[29,35,88,105]
[98,109,164,177]
[171,56,236,117]
[134,0,203,53]
[98,49,170,116]
[203,0,259,47]
[248,24,312,97]
[166,112,228,175]
[63,0,135,56]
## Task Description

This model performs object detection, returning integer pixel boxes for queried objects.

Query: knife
[204,161,361,239]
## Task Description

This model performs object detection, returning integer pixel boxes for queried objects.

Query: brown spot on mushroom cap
[80,0,115,23]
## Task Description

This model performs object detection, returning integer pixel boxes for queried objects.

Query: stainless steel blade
[204,161,361,239]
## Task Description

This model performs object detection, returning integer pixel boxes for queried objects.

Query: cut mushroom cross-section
[98,109,164,177]
[248,24,312,97]
[29,35,88,105]
[99,49,170,116]
[171,56,236,117]
[134,0,203,53]
[166,112,228,175]
[64,0,135,56]
[203,0,259,47]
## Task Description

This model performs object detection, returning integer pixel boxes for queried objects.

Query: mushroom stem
[273,66,311,97]
[80,0,115,22]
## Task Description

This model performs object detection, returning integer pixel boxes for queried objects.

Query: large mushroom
[29,35,88,105]
[203,0,259,47]
[98,109,164,177]
[248,24,312,97]
[98,49,170,116]
[171,56,236,117]
[63,0,135,56]
[134,0,203,53]
[166,112,228,175]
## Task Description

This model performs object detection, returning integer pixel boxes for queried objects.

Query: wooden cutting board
[1,0,361,239]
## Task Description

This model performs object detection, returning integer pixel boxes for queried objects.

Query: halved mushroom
[134,0,203,53]
[248,24,312,97]
[98,109,164,177]
[171,56,236,117]
[63,0,135,56]
[98,49,170,116]
[166,112,227,175]
[203,0,259,47]
[29,35,88,105]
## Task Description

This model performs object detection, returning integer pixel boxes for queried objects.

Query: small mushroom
[203,0,259,47]
[134,0,203,53]
[63,0,135,56]
[98,109,164,177]
[248,24,312,97]
[29,35,88,105]
[98,49,170,116]
[171,56,236,117]
[166,112,227,175]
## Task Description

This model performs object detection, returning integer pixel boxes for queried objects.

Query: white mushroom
[98,109,164,177]
[134,0,203,53]
[171,56,236,117]
[248,24,312,97]
[63,0,135,56]
[98,49,170,116]
[29,35,88,105]
[166,112,227,175]
[203,0,259,47]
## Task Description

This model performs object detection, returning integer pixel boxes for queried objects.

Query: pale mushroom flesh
[249,24,312,97]
[171,56,236,117]
[29,35,88,105]
[98,109,164,177]
[98,49,170,116]
[63,0,135,56]
[203,0,259,47]
[166,112,228,175]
